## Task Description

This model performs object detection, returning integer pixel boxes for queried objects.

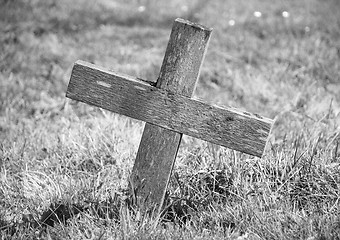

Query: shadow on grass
[0,169,237,237]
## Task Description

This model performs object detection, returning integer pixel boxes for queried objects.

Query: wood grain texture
[156,18,212,94]
[132,19,212,210]
[67,60,273,157]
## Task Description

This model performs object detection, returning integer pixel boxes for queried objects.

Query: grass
[1,0,340,239]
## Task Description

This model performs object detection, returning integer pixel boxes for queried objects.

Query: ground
[1,0,340,239]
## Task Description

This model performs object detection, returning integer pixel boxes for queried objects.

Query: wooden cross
[66,18,274,212]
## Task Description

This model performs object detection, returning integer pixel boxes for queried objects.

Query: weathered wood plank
[132,19,212,211]
[67,60,273,157]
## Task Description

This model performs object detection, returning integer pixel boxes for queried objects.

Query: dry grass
[1,0,340,239]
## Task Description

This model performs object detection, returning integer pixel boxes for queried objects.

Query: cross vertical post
[130,19,212,211]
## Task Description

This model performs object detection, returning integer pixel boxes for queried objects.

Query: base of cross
[66,18,274,215]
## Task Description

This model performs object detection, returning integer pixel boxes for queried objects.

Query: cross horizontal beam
[67,60,273,157]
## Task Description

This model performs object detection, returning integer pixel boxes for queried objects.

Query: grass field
[1,0,340,239]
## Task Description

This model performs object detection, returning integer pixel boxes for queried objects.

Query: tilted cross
[66,18,274,212]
